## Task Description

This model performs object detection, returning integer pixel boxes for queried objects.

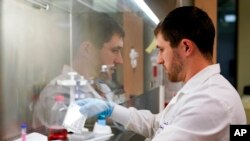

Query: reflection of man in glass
[69,12,125,100]
[33,12,125,128]
[72,13,125,81]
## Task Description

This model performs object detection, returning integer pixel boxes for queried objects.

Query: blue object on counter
[97,114,106,125]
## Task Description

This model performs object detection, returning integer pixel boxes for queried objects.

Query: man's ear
[181,39,194,56]
[80,41,92,53]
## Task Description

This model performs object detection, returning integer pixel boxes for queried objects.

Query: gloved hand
[76,98,115,118]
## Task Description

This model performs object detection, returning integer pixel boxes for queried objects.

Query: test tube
[21,123,27,141]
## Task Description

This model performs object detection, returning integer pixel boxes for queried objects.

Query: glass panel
[0,0,70,139]
[0,0,159,140]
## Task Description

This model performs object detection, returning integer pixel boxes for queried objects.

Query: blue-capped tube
[20,123,27,141]
[97,114,106,125]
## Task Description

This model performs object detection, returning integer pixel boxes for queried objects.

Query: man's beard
[167,51,183,82]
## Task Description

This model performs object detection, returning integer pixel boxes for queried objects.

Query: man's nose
[115,53,123,64]
[157,54,163,64]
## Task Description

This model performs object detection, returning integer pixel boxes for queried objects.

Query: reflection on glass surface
[0,0,158,140]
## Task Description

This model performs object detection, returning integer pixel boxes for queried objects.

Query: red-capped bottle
[48,95,68,141]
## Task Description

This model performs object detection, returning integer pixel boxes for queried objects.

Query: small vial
[97,114,106,126]
[20,123,27,141]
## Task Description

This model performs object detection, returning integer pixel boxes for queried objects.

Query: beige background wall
[195,0,217,63]
[238,0,250,95]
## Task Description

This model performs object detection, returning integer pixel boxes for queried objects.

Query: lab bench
[14,126,145,141]
[83,124,145,141]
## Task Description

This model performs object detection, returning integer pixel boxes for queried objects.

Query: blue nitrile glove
[76,98,115,118]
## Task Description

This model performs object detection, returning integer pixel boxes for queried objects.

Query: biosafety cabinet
[0,0,185,140]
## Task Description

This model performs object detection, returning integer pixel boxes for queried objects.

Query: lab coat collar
[177,63,221,96]
[161,64,221,116]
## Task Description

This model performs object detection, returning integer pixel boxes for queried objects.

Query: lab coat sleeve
[152,94,231,141]
[111,104,161,138]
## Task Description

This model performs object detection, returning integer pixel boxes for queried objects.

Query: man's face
[156,32,183,82]
[99,33,124,79]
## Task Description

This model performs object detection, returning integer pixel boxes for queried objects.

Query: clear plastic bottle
[242,86,250,124]
[48,95,68,141]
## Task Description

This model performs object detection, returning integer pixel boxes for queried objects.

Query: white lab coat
[111,64,246,141]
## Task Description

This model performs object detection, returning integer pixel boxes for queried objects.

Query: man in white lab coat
[76,6,246,141]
